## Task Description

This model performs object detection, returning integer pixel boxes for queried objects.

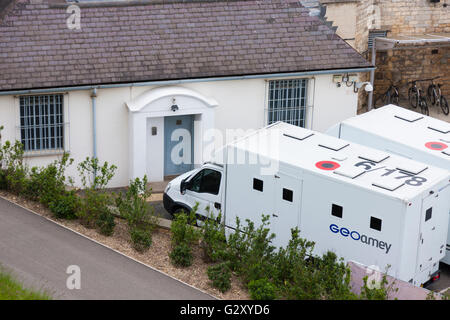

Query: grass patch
[0,267,52,300]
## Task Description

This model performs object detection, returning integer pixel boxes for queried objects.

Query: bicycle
[408,80,429,116]
[375,81,400,108]
[427,77,449,115]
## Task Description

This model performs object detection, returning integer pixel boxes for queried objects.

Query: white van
[326,104,450,265]
[164,122,450,286]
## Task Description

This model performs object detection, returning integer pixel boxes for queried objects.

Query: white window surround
[126,86,219,182]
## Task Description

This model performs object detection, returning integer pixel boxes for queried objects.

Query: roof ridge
[50,0,274,9]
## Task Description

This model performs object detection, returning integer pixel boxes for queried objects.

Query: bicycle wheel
[419,97,429,116]
[384,91,391,106]
[441,95,449,115]
[427,85,436,105]
[391,92,399,106]
[409,87,418,108]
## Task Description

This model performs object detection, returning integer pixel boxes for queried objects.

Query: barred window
[267,79,308,127]
[19,95,64,152]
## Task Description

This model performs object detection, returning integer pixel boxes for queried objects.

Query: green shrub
[207,262,231,293]
[225,215,276,284]
[200,210,227,263]
[169,207,200,267]
[170,243,193,267]
[116,176,158,251]
[170,206,200,247]
[359,266,397,300]
[96,210,116,236]
[272,229,357,300]
[0,170,6,190]
[49,191,79,220]
[77,189,111,228]
[0,140,27,194]
[77,157,116,235]
[130,227,152,252]
[248,279,277,300]
[25,153,73,205]
[77,157,117,190]
[5,165,27,195]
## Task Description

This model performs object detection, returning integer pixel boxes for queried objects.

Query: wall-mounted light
[354,82,373,93]
[170,98,179,112]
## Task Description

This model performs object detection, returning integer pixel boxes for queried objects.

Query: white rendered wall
[0,73,361,187]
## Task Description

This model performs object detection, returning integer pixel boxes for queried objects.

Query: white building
[0,0,373,187]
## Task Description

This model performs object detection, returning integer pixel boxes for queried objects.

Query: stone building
[308,0,450,112]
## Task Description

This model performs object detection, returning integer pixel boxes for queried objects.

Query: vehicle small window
[425,208,432,222]
[370,217,382,231]
[331,204,343,218]
[253,178,263,192]
[282,188,293,202]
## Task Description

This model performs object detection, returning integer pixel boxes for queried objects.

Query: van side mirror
[180,179,188,194]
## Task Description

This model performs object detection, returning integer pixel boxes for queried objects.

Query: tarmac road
[0,197,213,300]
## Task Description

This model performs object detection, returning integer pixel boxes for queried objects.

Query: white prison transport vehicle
[326,104,450,265]
[163,122,450,287]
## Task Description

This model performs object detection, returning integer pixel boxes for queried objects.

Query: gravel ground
[0,191,250,300]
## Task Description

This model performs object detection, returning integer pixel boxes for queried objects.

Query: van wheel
[172,207,188,218]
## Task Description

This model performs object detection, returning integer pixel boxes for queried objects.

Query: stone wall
[351,0,450,112]
[374,47,450,108]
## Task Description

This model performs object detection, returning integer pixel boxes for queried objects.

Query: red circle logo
[315,161,340,171]
[425,142,448,151]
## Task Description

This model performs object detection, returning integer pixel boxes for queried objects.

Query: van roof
[339,105,450,165]
[222,121,449,201]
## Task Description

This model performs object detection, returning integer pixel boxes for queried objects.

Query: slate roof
[0,0,371,91]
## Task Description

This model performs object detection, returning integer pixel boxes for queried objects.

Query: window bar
[52,95,57,149]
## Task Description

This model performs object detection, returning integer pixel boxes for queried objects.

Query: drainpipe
[91,88,98,182]
[368,38,377,111]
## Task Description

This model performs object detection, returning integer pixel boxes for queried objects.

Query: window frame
[265,78,311,128]
[187,168,222,196]
[15,93,69,156]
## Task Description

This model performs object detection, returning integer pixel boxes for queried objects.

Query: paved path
[0,197,213,300]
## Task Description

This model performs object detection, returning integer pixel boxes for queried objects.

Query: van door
[184,167,223,218]
[272,172,302,248]
[417,194,439,273]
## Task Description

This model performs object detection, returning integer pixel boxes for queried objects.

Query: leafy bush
[248,279,277,300]
[225,215,276,284]
[77,157,117,190]
[0,139,27,194]
[49,191,79,220]
[25,153,73,206]
[200,210,227,263]
[130,228,152,252]
[96,210,116,236]
[170,206,200,247]
[116,176,158,251]
[207,262,231,293]
[76,157,116,235]
[0,169,6,190]
[77,189,111,228]
[169,207,201,267]
[359,266,397,300]
[271,229,356,300]
[170,243,193,267]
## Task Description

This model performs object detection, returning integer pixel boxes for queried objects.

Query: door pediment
[126,86,219,114]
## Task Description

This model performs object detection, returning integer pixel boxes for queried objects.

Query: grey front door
[164,115,194,176]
